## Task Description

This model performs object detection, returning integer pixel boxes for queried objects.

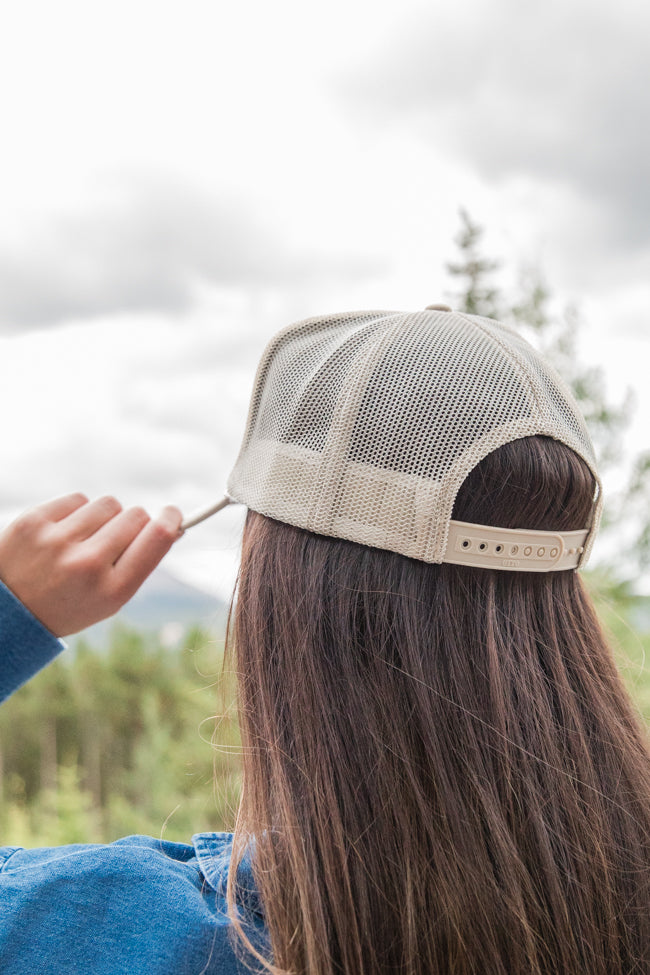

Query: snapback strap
[444,520,588,572]
[180,502,588,572]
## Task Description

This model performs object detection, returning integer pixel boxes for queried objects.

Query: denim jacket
[0,580,268,974]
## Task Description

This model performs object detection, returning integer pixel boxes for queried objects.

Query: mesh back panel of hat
[227,309,603,566]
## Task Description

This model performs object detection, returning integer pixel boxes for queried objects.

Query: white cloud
[338,0,650,279]
[0,174,382,331]
[0,0,648,596]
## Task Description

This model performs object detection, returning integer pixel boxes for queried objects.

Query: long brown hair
[226,435,650,974]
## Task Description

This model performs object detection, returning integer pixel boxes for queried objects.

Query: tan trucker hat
[181,306,603,572]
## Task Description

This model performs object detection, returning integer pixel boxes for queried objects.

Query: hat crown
[227,309,601,568]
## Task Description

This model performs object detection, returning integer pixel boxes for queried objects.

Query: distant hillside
[72,567,229,650]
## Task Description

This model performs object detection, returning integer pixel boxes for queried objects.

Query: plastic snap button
[550,547,559,558]
[537,547,545,557]
[524,546,532,557]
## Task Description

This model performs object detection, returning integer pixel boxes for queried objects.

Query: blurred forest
[1,572,649,847]
[2,211,649,848]
[0,625,242,846]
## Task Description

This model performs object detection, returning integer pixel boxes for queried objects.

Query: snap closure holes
[511,545,519,555]
[524,546,532,556]
[550,547,559,557]
[479,542,487,551]
[495,544,503,553]
[461,539,470,548]
[537,547,545,557]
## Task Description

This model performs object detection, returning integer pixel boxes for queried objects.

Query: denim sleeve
[0,835,254,974]
[0,579,66,703]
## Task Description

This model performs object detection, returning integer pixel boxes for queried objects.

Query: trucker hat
[181,305,603,572]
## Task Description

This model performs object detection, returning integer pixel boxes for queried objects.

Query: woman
[1,306,649,974]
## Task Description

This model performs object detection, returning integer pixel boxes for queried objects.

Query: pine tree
[446,209,502,320]
[445,208,650,582]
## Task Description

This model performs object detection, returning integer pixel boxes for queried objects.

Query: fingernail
[158,505,183,535]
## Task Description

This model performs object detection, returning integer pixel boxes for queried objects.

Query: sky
[0,0,648,600]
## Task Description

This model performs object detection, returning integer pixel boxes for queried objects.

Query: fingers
[109,506,183,604]
[60,496,123,540]
[0,493,184,636]
[90,505,152,564]
[32,493,90,523]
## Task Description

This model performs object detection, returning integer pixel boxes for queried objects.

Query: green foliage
[446,209,502,319]
[614,451,650,571]
[2,586,650,850]
[0,623,241,847]
[446,208,650,582]
[587,569,650,723]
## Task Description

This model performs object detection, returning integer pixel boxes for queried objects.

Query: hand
[0,494,183,637]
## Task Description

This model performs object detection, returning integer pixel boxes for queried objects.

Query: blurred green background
[0,623,241,846]
[1,567,649,848]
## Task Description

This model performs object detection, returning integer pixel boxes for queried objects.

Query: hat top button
[425,303,452,312]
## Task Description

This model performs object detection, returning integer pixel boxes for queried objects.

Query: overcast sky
[0,0,648,599]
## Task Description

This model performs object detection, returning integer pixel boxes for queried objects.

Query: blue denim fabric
[0,579,66,703]
[0,580,269,973]
[0,832,268,974]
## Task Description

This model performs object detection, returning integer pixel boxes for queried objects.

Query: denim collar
[192,832,264,919]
